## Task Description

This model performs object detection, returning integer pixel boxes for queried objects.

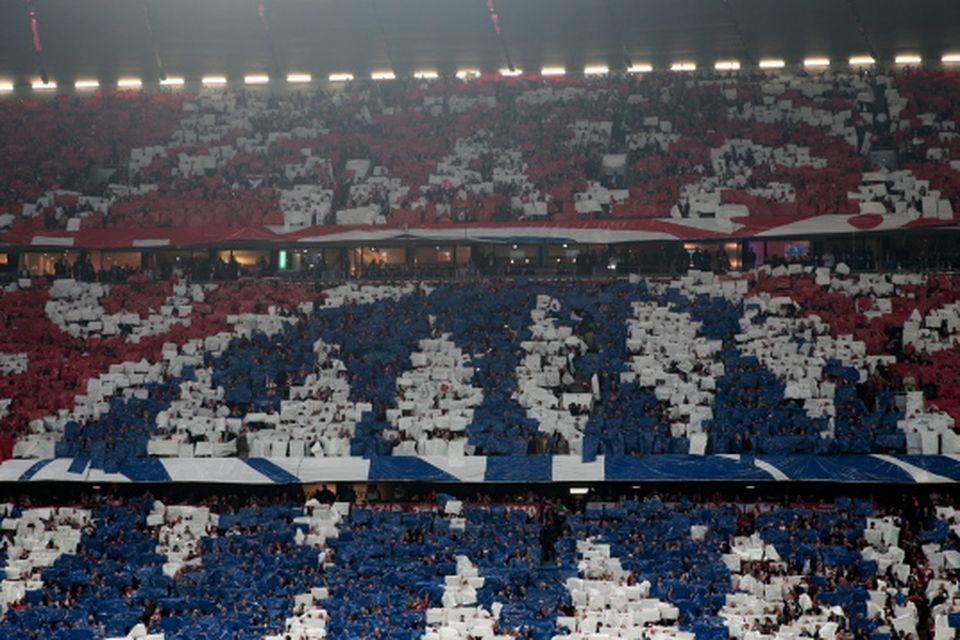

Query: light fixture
[584,65,609,75]
[849,55,875,65]
[371,71,396,80]
[627,64,653,73]
[670,62,696,72]
[455,69,480,79]
[715,60,741,71]
[160,77,185,87]
[413,70,438,79]
[499,68,522,77]
[804,58,830,67]
[943,53,960,64]
[287,73,312,83]
[541,66,566,76]
[201,76,227,85]
[117,78,142,88]
[759,59,785,69]
[244,74,269,85]
[74,80,99,90]
[569,487,589,496]
[32,80,57,90]
[895,54,922,64]
[329,73,354,82]
[0,82,13,92]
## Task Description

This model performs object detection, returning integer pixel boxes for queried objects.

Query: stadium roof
[0,0,959,86]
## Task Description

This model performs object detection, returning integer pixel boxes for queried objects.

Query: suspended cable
[257,0,283,79]
[369,0,399,78]
[485,0,515,72]
[25,0,48,84]
[142,0,167,82]
[845,0,879,63]
[721,0,754,67]
[601,0,633,71]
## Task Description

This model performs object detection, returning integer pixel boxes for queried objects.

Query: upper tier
[2,70,960,248]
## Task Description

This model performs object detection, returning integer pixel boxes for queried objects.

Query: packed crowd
[0,489,953,640]
[1,263,960,467]
[2,69,960,239]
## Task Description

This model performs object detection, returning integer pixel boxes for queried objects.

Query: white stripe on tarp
[296,229,407,243]
[31,236,75,247]
[292,457,372,482]
[718,452,785,479]
[162,458,278,484]
[552,455,605,482]
[752,458,790,481]
[296,227,681,245]
[85,467,135,483]
[754,214,909,237]
[420,456,488,482]
[661,217,745,235]
[132,239,171,247]
[0,459,45,482]
[872,454,952,484]
[28,458,87,481]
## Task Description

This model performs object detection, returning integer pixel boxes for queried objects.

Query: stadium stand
[2,70,960,246]
[0,490,949,640]
[0,265,958,476]
[2,9,960,638]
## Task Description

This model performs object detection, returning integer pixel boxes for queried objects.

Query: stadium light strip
[18,51,960,99]
[895,54,922,64]
[0,82,13,92]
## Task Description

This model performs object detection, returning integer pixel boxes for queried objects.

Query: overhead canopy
[0,0,958,86]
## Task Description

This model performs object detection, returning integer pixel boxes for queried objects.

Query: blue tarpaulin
[2,454,960,483]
